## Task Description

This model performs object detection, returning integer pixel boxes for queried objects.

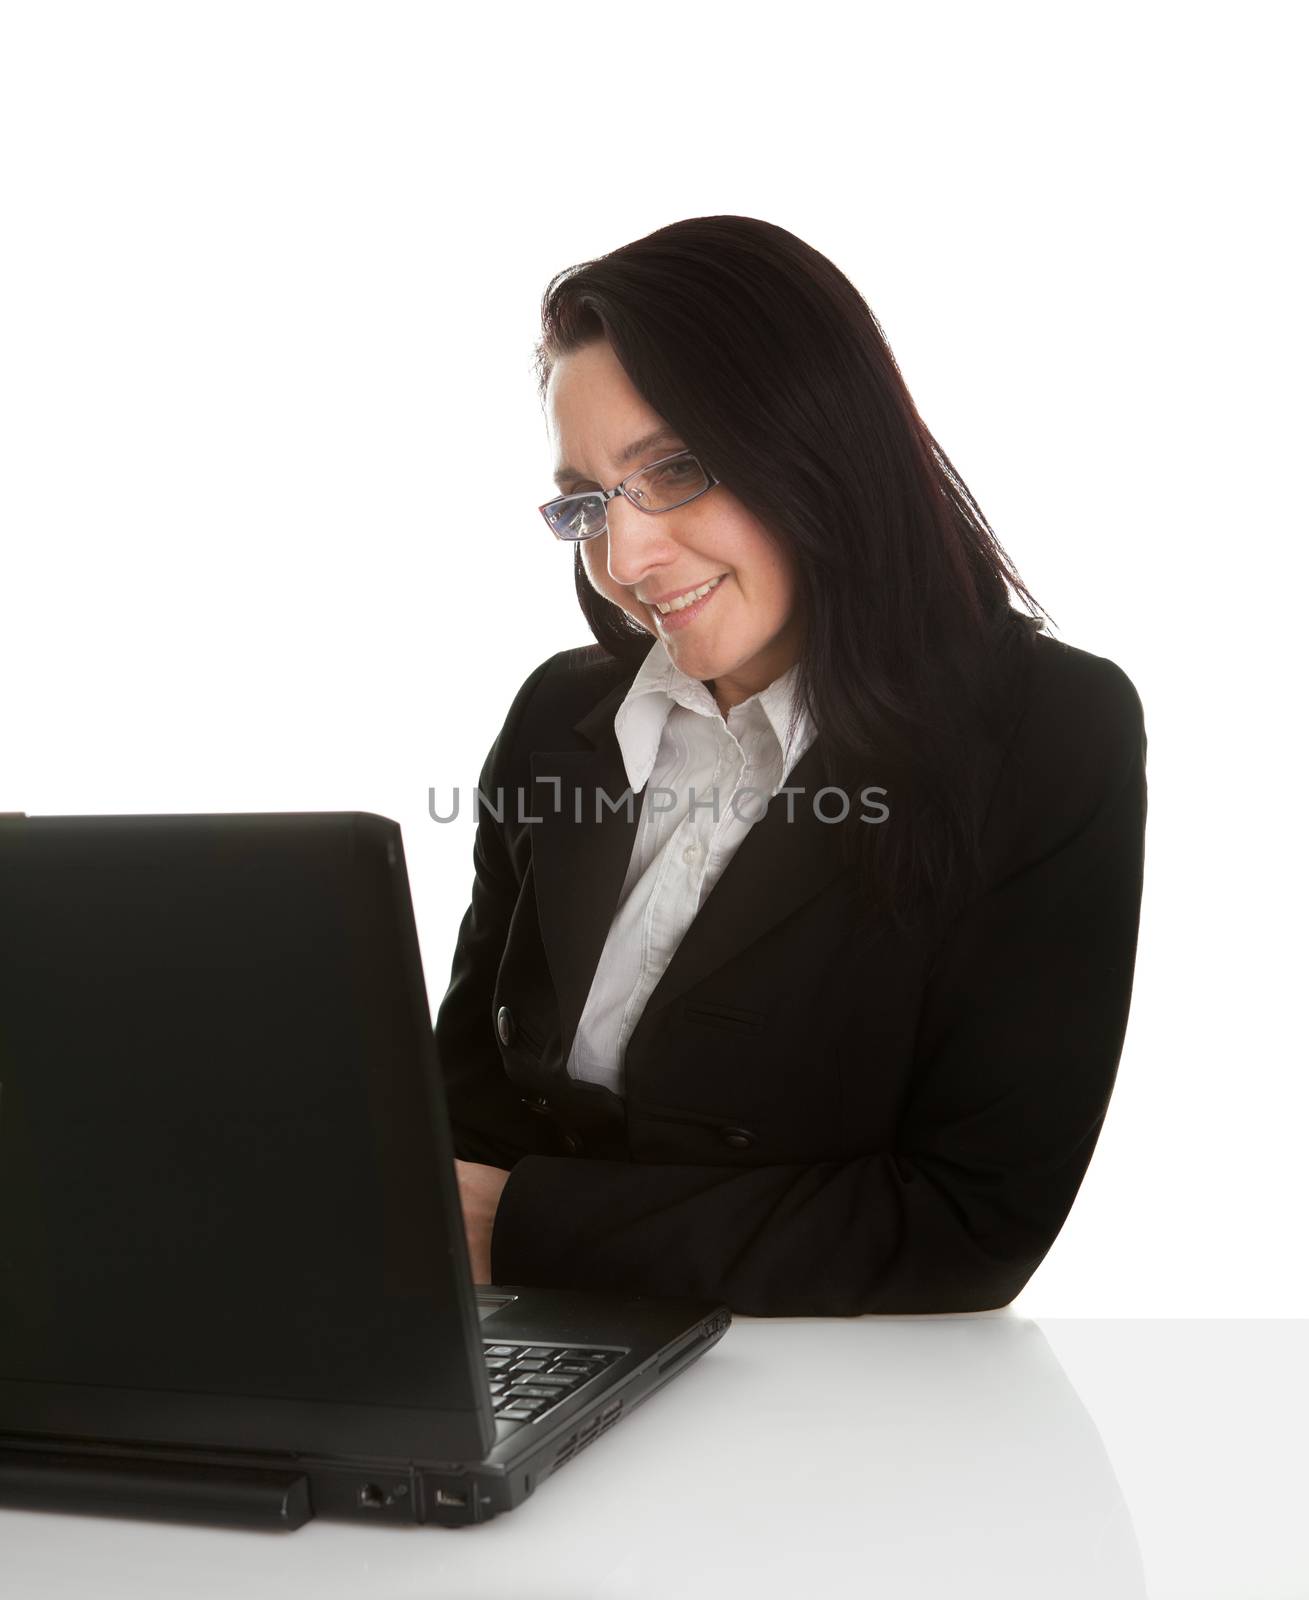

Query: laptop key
[485,1345,518,1357]
[495,1395,547,1414]
[498,1407,539,1421]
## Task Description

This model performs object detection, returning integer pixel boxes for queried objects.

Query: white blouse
[564,636,818,1098]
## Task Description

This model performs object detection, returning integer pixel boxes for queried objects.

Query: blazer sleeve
[489,651,1149,1315]
[431,654,560,1171]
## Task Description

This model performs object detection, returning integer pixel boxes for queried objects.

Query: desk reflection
[655,1309,1147,1598]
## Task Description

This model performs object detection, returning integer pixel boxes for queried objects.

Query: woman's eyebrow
[552,427,684,489]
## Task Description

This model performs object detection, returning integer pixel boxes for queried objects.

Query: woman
[438,215,1147,1316]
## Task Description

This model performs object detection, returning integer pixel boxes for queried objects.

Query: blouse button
[720,1127,756,1149]
[682,843,700,864]
[496,1005,515,1046]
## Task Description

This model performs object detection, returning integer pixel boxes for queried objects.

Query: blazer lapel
[530,670,849,1073]
[529,676,639,1076]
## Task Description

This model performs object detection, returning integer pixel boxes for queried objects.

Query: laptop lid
[0,811,497,1463]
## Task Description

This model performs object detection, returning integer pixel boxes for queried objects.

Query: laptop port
[434,1487,468,1508]
[357,1481,409,1510]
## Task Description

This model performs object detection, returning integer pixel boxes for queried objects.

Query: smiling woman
[434,215,1148,1317]
[544,337,805,721]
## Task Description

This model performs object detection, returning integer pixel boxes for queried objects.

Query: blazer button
[720,1126,755,1149]
[496,1005,515,1047]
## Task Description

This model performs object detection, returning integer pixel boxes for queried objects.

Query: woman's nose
[604,495,682,587]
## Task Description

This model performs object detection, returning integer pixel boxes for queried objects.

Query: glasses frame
[538,449,720,542]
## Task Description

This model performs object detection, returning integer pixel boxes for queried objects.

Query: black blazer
[432,627,1148,1316]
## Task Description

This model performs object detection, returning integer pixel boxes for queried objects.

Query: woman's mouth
[649,573,729,631]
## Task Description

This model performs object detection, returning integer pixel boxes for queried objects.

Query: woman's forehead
[547,357,678,482]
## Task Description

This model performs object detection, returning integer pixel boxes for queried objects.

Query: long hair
[533,215,1051,940]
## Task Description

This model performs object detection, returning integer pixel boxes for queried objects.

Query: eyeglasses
[538,449,720,542]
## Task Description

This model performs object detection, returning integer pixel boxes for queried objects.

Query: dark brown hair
[533,215,1050,939]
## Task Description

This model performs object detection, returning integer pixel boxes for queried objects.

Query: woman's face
[544,338,804,716]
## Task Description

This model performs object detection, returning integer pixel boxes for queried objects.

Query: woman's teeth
[653,574,726,615]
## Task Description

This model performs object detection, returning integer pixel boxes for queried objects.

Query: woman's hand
[453,1158,512,1285]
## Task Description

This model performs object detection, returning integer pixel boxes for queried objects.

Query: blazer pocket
[683,1001,767,1035]
[636,1097,739,1129]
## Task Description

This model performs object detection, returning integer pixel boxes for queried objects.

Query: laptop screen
[0,813,487,1433]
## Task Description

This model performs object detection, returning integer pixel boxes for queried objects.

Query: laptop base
[0,1308,724,1531]
[0,1296,730,1530]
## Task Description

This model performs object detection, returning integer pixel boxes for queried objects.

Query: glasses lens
[626,453,709,511]
[542,455,711,540]
[543,493,606,540]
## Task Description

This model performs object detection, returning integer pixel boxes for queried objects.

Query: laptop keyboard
[482,1342,622,1424]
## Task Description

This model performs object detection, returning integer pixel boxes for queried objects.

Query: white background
[1,0,1303,1316]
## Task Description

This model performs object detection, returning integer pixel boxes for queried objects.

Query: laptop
[0,811,731,1530]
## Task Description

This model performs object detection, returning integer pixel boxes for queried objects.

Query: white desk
[3,1317,1305,1598]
